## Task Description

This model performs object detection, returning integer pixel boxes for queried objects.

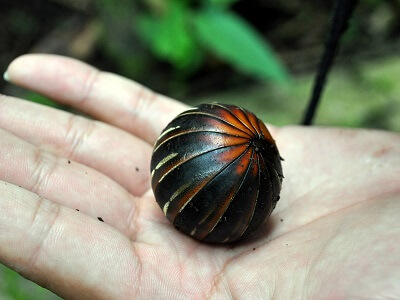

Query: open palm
[1,55,399,299]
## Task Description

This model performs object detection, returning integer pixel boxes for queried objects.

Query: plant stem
[302,0,359,125]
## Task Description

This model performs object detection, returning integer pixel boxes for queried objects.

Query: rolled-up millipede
[151,103,283,243]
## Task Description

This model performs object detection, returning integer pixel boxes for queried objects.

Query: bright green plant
[1,264,59,299]
[137,0,289,82]
[192,7,289,82]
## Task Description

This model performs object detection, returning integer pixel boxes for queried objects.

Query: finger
[0,128,138,238]
[0,182,140,299]
[0,95,152,196]
[6,54,189,144]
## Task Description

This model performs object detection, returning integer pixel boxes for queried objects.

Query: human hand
[1,54,399,299]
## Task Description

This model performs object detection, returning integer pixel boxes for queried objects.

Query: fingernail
[3,71,10,82]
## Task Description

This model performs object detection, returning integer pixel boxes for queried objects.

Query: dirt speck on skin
[373,146,392,158]
[135,167,139,171]
[98,217,104,222]
[68,160,71,164]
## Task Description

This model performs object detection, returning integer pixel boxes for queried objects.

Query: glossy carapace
[150,103,283,243]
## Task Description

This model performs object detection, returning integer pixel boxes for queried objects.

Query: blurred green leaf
[24,92,60,108]
[206,0,240,7]
[2,265,60,299]
[138,0,202,70]
[4,267,26,300]
[193,8,290,83]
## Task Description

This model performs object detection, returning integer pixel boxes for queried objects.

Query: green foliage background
[1,0,400,298]
[97,0,290,84]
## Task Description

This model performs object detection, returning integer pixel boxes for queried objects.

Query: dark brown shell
[150,103,283,243]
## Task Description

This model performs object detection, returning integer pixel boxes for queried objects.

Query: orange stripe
[195,147,253,240]
[167,144,249,221]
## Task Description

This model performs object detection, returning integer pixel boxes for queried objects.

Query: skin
[0,54,399,299]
